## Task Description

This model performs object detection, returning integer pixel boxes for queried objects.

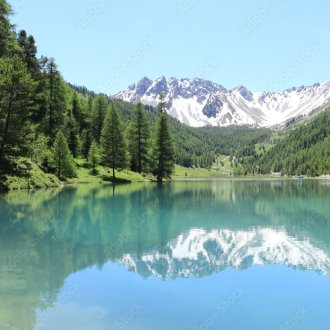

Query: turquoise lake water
[0,180,330,330]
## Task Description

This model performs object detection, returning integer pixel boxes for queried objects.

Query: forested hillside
[69,84,271,168]
[3,0,327,187]
[255,109,330,176]
[0,0,271,188]
[235,109,330,177]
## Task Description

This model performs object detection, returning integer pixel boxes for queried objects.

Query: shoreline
[1,174,329,194]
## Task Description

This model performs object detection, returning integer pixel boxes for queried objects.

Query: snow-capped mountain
[119,228,330,279]
[114,76,330,127]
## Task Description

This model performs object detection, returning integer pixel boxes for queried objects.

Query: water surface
[0,180,330,329]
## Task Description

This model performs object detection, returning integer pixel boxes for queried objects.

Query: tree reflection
[0,180,330,329]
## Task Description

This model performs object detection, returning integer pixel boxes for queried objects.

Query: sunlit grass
[68,159,149,184]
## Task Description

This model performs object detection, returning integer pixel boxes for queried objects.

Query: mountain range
[114,76,330,127]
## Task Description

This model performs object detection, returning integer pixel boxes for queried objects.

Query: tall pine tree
[100,105,127,180]
[17,30,40,78]
[71,92,86,133]
[0,55,34,166]
[0,0,15,57]
[46,58,67,142]
[92,94,108,142]
[152,93,175,182]
[66,108,80,157]
[81,128,94,159]
[128,102,150,173]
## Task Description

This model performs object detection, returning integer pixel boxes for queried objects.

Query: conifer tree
[71,92,86,133]
[27,55,48,127]
[88,140,100,174]
[52,130,76,179]
[46,58,66,141]
[29,134,49,165]
[0,55,34,165]
[17,30,39,78]
[66,108,80,157]
[152,93,175,182]
[0,0,15,56]
[100,105,127,180]
[128,102,150,173]
[92,95,108,142]
[81,128,93,159]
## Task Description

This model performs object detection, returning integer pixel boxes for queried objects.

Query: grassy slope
[173,155,233,178]
[73,159,233,183]
[1,157,230,191]
[68,159,149,184]
[2,155,300,191]
[0,158,147,191]
[0,158,60,190]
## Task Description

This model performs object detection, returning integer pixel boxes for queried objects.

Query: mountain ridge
[114,76,330,128]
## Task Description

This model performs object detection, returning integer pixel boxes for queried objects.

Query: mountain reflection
[0,180,330,329]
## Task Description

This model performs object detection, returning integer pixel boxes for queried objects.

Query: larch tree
[0,0,16,57]
[128,102,150,173]
[88,140,100,174]
[66,108,80,157]
[71,92,85,134]
[17,30,40,78]
[100,105,127,180]
[0,55,34,166]
[52,130,76,179]
[81,128,94,159]
[151,93,175,182]
[92,95,108,142]
[46,58,67,142]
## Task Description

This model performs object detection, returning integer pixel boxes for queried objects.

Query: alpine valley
[2,1,330,329]
[1,0,330,191]
[114,76,330,128]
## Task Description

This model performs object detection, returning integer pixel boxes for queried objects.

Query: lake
[0,180,330,330]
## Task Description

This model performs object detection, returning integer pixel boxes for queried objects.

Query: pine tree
[100,105,127,180]
[88,140,100,174]
[17,30,45,129]
[66,108,80,157]
[28,56,48,126]
[0,0,16,57]
[29,133,49,165]
[51,130,76,179]
[71,92,86,133]
[92,95,108,142]
[81,128,93,159]
[128,102,150,173]
[17,30,40,78]
[46,58,67,141]
[152,93,175,182]
[0,55,34,165]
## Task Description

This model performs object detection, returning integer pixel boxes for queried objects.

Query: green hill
[256,109,330,176]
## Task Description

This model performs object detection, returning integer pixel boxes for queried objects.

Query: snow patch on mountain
[114,77,330,127]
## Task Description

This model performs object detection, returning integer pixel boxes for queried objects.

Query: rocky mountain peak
[114,77,330,128]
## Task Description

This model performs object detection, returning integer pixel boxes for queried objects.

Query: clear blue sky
[10,0,330,94]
